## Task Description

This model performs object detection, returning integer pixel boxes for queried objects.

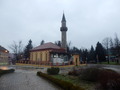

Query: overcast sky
[0,0,120,52]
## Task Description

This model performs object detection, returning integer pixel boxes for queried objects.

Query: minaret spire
[62,13,66,22]
[61,13,67,28]
[60,13,68,50]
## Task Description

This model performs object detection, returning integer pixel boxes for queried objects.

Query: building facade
[0,45,9,65]
[30,42,69,65]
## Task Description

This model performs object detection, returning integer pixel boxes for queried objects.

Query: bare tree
[102,37,110,49]
[9,40,23,60]
[114,33,120,48]
[18,41,23,54]
[114,34,120,63]
[109,38,114,48]
[102,37,110,64]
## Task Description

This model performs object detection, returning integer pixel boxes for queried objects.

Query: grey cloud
[0,0,120,52]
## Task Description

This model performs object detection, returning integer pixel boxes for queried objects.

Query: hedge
[47,67,60,75]
[37,71,84,90]
[79,67,100,82]
[79,67,120,90]
[0,69,15,77]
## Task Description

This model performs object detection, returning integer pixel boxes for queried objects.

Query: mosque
[19,14,81,66]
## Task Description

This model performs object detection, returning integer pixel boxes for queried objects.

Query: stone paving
[0,68,62,90]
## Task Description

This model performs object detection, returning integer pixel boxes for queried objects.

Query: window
[46,53,47,61]
[40,53,42,61]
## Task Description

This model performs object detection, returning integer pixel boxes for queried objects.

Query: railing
[16,60,86,66]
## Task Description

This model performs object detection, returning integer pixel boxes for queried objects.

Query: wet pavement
[103,65,120,73]
[87,64,120,73]
[0,68,62,90]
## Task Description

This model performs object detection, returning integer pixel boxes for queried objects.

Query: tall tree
[102,37,110,64]
[71,46,79,53]
[88,46,95,63]
[95,42,106,63]
[55,41,61,47]
[113,34,120,63]
[67,41,71,53]
[40,40,45,45]
[114,34,119,48]
[114,34,120,56]
[109,38,114,48]
[24,39,33,60]
[80,49,88,62]
[55,41,72,53]
[9,40,23,60]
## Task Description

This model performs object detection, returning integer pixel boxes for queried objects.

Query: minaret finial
[62,12,66,22]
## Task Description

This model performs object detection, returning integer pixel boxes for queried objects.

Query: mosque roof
[31,42,63,51]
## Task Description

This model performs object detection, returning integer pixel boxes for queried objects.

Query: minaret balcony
[60,27,68,31]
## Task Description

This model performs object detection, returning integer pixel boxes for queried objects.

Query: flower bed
[37,71,84,90]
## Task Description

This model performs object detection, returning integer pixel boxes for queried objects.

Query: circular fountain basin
[0,66,14,70]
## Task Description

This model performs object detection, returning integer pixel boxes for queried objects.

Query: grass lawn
[0,63,8,65]
[52,74,95,90]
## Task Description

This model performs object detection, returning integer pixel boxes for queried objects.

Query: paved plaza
[0,64,120,90]
[0,68,62,90]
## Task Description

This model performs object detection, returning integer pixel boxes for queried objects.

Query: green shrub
[68,70,80,76]
[47,67,60,75]
[97,69,120,90]
[37,71,84,90]
[79,67,120,90]
[79,68,100,82]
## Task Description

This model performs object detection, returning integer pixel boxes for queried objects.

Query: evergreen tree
[66,41,71,53]
[83,49,88,62]
[95,42,106,63]
[24,39,33,60]
[40,40,45,45]
[71,46,79,53]
[54,41,61,47]
[88,46,95,63]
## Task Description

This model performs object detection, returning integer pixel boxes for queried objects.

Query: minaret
[60,13,68,50]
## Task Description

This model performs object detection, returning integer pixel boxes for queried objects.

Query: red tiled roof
[31,42,61,51]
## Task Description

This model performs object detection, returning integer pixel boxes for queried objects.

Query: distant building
[0,45,9,65]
